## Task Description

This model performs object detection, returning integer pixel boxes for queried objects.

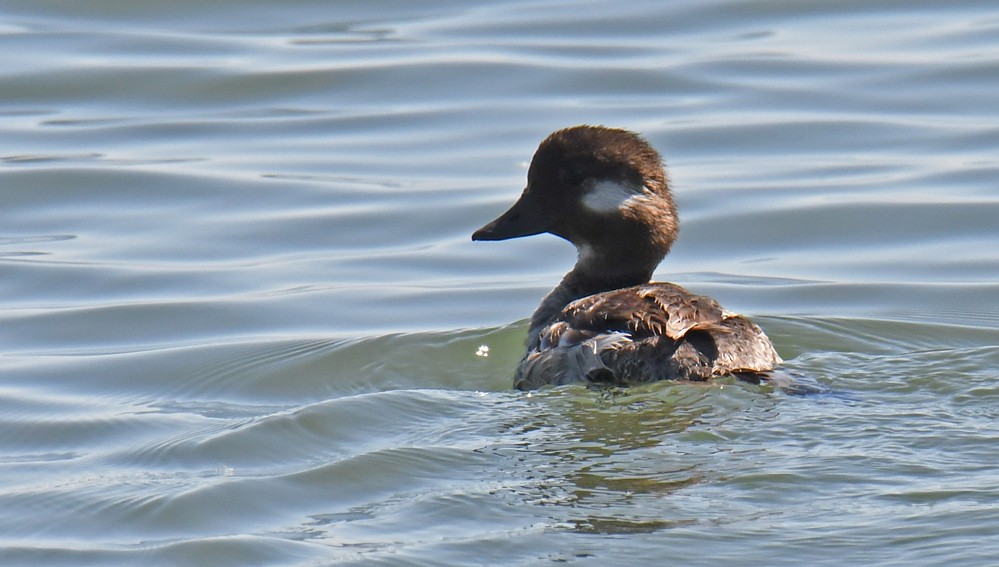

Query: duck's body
[473,125,781,390]
[515,281,780,389]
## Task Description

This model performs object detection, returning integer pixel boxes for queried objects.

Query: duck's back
[514,282,782,390]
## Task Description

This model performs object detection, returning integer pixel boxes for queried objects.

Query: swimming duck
[473,125,782,390]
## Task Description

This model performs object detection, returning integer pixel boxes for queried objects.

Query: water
[2,0,998,565]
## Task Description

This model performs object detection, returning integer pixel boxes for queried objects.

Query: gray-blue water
[2,1,998,565]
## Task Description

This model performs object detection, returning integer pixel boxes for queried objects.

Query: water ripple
[1,0,998,565]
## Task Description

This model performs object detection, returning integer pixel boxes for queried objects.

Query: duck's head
[473,125,679,279]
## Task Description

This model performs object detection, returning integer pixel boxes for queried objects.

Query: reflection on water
[488,380,785,536]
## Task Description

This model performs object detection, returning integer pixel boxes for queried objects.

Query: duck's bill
[472,190,549,241]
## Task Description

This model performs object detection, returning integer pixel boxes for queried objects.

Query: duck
[472,125,782,390]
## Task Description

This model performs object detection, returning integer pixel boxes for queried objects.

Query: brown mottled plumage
[472,125,781,389]
[515,283,780,389]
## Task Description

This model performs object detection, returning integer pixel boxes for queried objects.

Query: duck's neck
[526,263,654,350]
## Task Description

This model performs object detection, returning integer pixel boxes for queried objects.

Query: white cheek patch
[581,179,648,214]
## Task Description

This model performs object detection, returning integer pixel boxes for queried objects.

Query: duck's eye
[560,165,586,187]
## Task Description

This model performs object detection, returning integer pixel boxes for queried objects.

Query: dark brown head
[472,125,678,278]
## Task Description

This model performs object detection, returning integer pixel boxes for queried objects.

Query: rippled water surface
[2,1,998,565]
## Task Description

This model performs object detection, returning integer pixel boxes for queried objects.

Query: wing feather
[514,282,781,389]
[562,282,725,340]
